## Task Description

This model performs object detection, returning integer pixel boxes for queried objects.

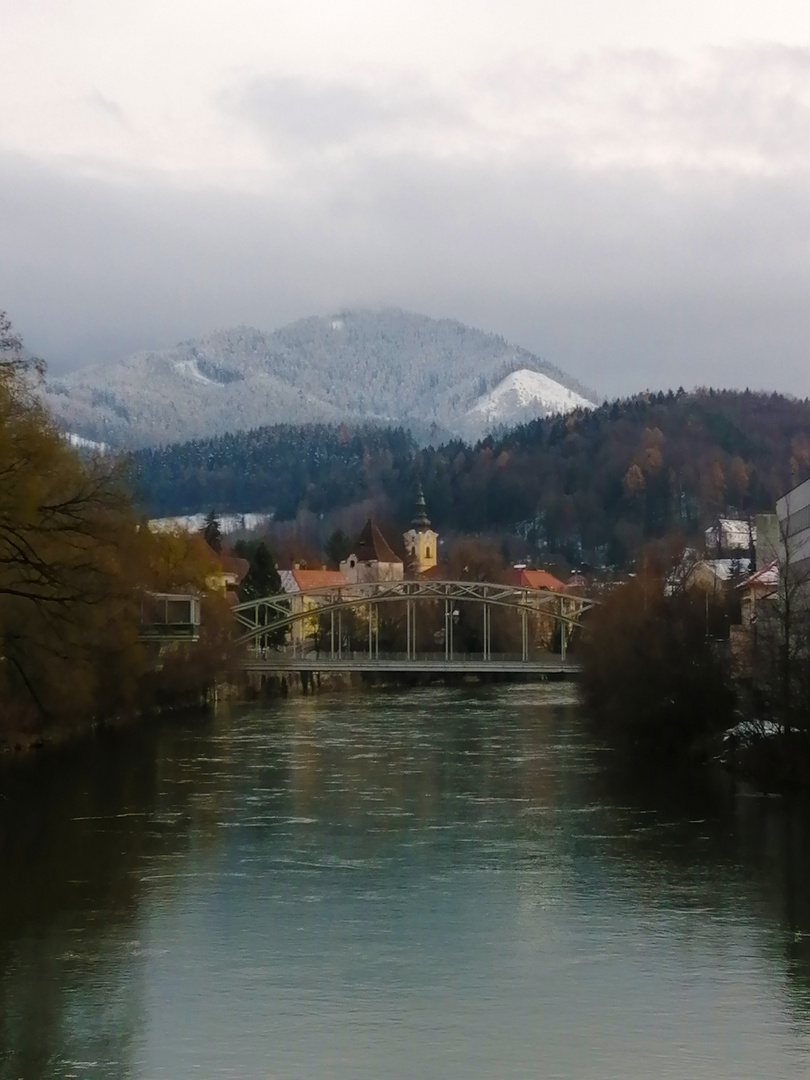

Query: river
[2,684,810,1078]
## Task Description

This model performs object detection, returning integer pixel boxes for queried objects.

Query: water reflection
[1,686,810,1078]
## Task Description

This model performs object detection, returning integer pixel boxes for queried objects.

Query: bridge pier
[406,597,417,660]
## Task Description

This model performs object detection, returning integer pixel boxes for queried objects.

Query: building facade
[776,477,810,579]
[340,520,404,584]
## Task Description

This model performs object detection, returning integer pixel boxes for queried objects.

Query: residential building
[504,565,577,650]
[504,566,567,591]
[279,567,347,647]
[704,518,755,556]
[689,557,751,594]
[207,550,249,605]
[737,561,778,628]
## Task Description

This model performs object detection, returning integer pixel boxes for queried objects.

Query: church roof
[352,520,402,565]
[411,484,431,530]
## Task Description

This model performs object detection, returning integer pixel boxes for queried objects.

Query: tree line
[130,388,810,567]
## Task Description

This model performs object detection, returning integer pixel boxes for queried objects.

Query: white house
[340,521,404,584]
[704,518,755,555]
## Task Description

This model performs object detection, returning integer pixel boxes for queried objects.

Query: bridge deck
[242,655,580,675]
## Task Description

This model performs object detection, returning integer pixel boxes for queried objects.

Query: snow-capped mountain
[465,369,594,430]
[42,309,597,447]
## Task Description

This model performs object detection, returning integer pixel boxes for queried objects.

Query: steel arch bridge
[233,579,596,674]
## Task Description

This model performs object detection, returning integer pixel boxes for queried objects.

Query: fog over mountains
[41,309,597,447]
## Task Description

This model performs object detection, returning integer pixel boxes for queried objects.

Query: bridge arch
[233,579,595,668]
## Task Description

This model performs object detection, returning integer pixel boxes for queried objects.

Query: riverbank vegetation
[579,540,810,785]
[0,314,239,749]
[580,552,735,759]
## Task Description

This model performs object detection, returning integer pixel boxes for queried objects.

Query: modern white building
[776,477,810,578]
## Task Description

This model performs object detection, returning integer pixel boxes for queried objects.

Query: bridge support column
[338,610,343,660]
[407,598,418,660]
[483,602,491,660]
[560,600,567,664]
[330,610,335,660]
[522,608,528,662]
[368,603,373,657]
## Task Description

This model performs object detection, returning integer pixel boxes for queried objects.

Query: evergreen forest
[130,388,810,566]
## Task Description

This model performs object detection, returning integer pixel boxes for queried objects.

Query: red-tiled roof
[737,560,778,590]
[351,521,402,565]
[505,567,567,591]
[292,568,347,591]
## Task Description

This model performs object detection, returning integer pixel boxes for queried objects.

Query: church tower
[403,485,438,576]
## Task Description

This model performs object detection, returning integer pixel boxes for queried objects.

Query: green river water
[2,684,810,1078]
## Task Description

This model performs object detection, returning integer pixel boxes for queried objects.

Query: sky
[3,1,810,397]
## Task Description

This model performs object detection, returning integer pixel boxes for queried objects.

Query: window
[425,546,431,559]
[786,504,810,538]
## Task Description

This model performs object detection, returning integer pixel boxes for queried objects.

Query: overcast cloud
[3,1,810,398]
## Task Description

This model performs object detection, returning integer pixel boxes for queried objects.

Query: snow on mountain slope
[66,432,107,453]
[466,369,594,427]
[148,512,273,534]
[41,310,598,447]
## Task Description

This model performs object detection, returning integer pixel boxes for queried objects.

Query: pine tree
[325,529,351,568]
[240,542,281,601]
[202,509,222,553]
[240,542,285,647]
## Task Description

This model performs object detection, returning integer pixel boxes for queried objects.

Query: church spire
[412,483,431,530]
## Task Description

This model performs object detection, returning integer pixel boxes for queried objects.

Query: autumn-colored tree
[580,554,735,757]
[443,537,506,582]
[136,525,241,706]
[137,526,220,593]
[0,313,240,739]
[0,314,144,731]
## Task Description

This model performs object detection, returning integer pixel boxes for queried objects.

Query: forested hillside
[130,390,810,566]
[41,309,595,446]
[131,424,418,522]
